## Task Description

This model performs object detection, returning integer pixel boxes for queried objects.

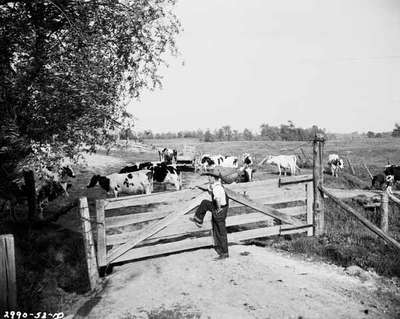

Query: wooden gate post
[380,191,389,233]
[0,234,17,312]
[313,133,325,236]
[79,197,99,290]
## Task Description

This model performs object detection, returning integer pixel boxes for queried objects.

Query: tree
[392,123,400,137]
[0,1,181,192]
[243,128,253,140]
[367,131,375,138]
[203,129,214,142]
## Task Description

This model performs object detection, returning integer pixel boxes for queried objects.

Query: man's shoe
[214,253,229,260]
[189,217,203,228]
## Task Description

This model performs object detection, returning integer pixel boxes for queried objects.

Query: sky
[127,0,400,134]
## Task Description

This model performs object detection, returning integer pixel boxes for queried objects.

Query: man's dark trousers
[193,199,229,256]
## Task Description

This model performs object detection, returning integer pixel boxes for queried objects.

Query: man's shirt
[210,180,227,206]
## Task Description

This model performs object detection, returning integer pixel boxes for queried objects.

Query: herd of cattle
[4,147,399,220]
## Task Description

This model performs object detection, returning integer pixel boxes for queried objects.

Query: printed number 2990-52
[3,311,64,319]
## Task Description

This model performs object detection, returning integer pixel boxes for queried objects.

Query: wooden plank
[104,188,195,210]
[279,174,313,186]
[112,226,283,263]
[320,185,400,251]
[380,192,389,233]
[227,179,279,191]
[0,234,17,311]
[79,197,99,290]
[306,181,314,236]
[96,199,107,268]
[106,210,171,229]
[323,187,380,199]
[280,224,313,235]
[106,189,207,264]
[224,188,302,226]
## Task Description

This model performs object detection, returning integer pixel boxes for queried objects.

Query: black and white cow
[87,170,153,197]
[201,154,238,170]
[41,164,76,196]
[327,154,344,178]
[119,161,182,191]
[384,165,400,193]
[159,148,178,164]
[371,173,393,191]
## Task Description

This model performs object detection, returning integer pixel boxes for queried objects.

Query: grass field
[2,136,400,312]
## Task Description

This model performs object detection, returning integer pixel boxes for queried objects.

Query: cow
[152,162,182,191]
[87,170,153,197]
[384,165,400,193]
[119,161,182,191]
[238,166,256,182]
[200,154,224,170]
[201,155,238,170]
[266,155,298,176]
[159,148,178,164]
[372,173,394,192]
[119,162,155,174]
[327,154,344,177]
[242,153,253,166]
[41,164,76,196]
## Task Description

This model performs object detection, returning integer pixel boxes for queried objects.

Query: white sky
[128,0,400,134]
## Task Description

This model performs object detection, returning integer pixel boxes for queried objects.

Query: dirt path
[74,245,399,319]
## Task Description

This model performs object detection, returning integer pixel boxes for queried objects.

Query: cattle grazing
[266,155,298,176]
[87,170,153,197]
[159,148,178,164]
[119,161,182,191]
[327,154,344,177]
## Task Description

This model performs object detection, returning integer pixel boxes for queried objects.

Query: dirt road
[74,245,399,319]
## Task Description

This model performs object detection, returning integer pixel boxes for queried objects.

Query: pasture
[2,136,400,315]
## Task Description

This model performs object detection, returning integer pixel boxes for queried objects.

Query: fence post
[96,199,107,273]
[380,192,389,233]
[0,234,17,312]
[313,134,325,236]
[306,181,314,236]
[79,197,99,290]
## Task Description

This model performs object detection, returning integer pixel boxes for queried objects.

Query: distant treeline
[128,122,328,142]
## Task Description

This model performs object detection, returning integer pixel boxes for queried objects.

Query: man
[189,170,229,260]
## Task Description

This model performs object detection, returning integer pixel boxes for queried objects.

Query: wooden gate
[91,174,314,268]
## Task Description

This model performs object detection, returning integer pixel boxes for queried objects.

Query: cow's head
[386,175,395,184]
[62,165,76,178]
[87,175,110,192]
[338,159,344,169]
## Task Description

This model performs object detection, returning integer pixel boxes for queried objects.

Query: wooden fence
[0,234,17,312]
[83,174,314,269]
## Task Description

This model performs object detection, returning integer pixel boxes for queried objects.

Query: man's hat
[200,170,223,179]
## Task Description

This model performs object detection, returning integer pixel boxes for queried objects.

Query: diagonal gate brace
[106,189,207,265]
